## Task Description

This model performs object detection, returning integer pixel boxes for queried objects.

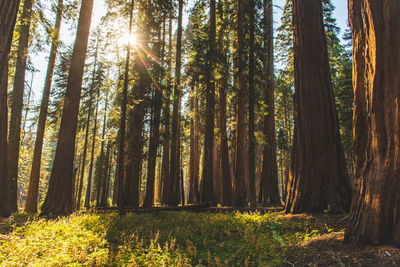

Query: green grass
[0,212,332,266]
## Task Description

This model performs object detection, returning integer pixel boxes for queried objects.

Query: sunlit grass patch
[0,211,334,266]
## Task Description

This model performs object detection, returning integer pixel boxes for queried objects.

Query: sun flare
[121,32,138,46]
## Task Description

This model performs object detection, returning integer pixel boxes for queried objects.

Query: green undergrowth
[0,211,335,266]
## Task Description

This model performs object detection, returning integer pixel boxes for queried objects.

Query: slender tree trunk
[217,1,232,207]
[99,142,111,207]
[261,0,280,206]
[84,95,99,208]
[143,18,164,208]
[40,0,94,216]
[161,16,173,205]
[285,0,351,213]
[25,0,64,213]
[8,0,34,212]
[117,0,134,214]
[200,0,216,205]
[345,0,400,246]
[247,0,256,208]
[233,0,247,207]
[0,0,20,217]
[168,0,183,206]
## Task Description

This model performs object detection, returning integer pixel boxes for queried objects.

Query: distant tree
[9,0,34,212]
[0,0,21,217]
[345,0,400,246]
[40,0,94,216]
[285,0,351,213]
[25,0,64,214]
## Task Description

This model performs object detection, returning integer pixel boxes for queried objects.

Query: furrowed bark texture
[0,0,20,217]
[345,0,400,246]
[40,0,94,216]
[285,0,351,213]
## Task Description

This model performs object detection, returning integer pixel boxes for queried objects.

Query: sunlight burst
[121,32,138,46]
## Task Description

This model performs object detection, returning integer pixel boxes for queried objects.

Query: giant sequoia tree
[40,0,94,215]
[345,0,400,246]
[0,0,21,218]
[285,0,351,213]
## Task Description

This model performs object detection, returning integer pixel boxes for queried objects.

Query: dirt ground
[283,214,400,267]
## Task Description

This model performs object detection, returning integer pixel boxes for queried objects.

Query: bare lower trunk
[40,0,94,216]
[345,0,400,246]
[285,0,351,213]
[0,0,20,217]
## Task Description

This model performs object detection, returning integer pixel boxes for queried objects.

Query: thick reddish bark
[8,0,33,212]
[0,0,20,217]
[261,0,280,206]
[25,0,64,213]
[40,0,94,216]
[345,0,400,246]
[233,0,247,207]
[285,0,351,213]
[168,0,183,206]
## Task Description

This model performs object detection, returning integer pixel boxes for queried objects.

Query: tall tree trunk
[285,0,351,213]
[200,0,216,205]
[25,0,64,213]
[116,0,134,213]
[125,1,151,208]
[261,0,280,206]
[143,17,164,208]
[233,0,247,207]
[85,94,99,208]
[161,15,173,205]
[217,1,232,206]
[345,0,400,246]
[168,0,183,206]
[8,0,33,212]
[188,86,196,204]
[247,0,256,208]
[40,0,94,216]
[0,0,20,217]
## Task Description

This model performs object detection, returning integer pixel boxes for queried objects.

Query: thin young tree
[260,0,280,206]
[40,0,94,216]
[8,0,34,212]
[345,0,400,246]
[285,0,351,213]
[25,0,64,213]
[200,0,216,205]
[0,0,21,217]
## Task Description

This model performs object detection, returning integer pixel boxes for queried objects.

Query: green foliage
[0,212,336,266]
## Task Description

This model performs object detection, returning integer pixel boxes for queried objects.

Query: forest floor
[0,211,399,266]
